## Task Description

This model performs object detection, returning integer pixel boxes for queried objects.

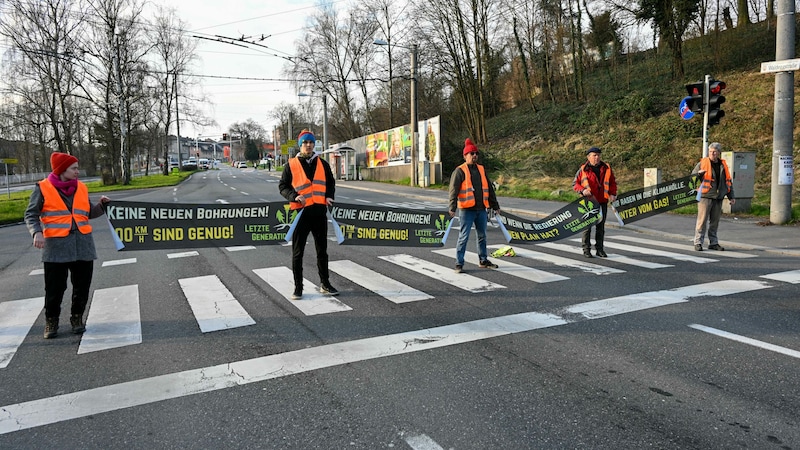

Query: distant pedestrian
[25,152,110,339]
[448,138,501,273]
[279,129,338,299]
[573,146,617,258]
[692,142,735,251]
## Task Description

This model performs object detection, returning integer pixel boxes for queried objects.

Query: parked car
[236,161,248,169]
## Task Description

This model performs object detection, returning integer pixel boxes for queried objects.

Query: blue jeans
[456,209,488,266]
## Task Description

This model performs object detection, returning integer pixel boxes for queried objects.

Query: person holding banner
[448,138,502,273]
[279,129,338,299]
[692,142,735,251]
[24,152,110,339]
[573,147,617,258]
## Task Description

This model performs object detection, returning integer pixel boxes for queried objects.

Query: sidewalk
[338,179,800,257]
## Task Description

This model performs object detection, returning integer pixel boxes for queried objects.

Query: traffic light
[684,82,704,114]
[707,79,726,126]
[222,133,228,141]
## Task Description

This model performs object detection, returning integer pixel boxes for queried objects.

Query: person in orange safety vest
[692,142,735,251]
[278,129,338,300]
[573,146,617,258]
[448,138,502,273]
[24,152,110,339]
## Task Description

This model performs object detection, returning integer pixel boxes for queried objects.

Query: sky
[151,0,337,140]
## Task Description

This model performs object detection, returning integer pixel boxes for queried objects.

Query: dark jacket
[279,154,336,212]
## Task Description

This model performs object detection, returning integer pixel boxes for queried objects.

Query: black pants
[582,202,608,251]
[291,206,330,289]
[43,260,93,320]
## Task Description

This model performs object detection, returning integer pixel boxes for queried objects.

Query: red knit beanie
[463,138,478,155]
[50,152,79,175]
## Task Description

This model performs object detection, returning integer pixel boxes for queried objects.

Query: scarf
[48,172,78,197]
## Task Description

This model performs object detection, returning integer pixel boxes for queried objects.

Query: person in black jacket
[278,129,337,299]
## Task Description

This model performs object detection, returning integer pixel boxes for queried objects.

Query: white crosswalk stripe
[0,298,42,368]
[569,238,718,263]
[379,254,505,293]
[179,275,256,332]
[606,235,757,258]
[78,285,142,355]
[431,248,569,283]
[252,266,353,315]
[490,244,625,275]
[329,260,433,303]
[536,242,673,269]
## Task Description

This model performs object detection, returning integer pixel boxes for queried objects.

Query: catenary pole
[770,0,795,224]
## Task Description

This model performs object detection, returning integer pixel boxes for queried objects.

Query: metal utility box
[721,151,755,213]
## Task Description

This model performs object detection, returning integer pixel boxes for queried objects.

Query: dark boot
[44,317,59,339]
[70,314,86,334]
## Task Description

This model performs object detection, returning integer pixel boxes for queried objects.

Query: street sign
[0,158,18,164]
[678,97,695,120]
[760,58,800,73]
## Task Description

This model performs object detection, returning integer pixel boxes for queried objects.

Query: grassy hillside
[466,19,798,219]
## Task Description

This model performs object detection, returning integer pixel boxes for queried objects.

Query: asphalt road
[1,167,798,449]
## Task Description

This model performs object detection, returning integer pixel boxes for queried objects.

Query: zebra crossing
[1,238,792,370]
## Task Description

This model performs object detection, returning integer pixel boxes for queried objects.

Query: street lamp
[374,39,418,187]
[297,92,328,151]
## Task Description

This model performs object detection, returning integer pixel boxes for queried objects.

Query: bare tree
[148,6,198,174]
[413,0,504,143]
[81,0,149,184]
[287,3,374,142]
[0,0,89,156]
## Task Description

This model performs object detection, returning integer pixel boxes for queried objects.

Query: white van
[198,158,209,169]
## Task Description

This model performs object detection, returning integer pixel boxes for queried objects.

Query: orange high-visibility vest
[578,162,613,201]
[38,178,92,238]
[699,158,732,195]
[456,163,489,209]
[288,157,327,210]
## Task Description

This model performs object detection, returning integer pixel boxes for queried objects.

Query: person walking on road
[692,142,735,251]
[448,138,502,273]
[25,152,110,339]
[279,129,338,299]
[573,146,617,258]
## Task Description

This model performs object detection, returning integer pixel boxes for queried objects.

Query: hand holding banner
[284,209,303,242]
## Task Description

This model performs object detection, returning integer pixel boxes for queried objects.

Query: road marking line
[102,258,137,267]
[225,246,256,252]
[432,248,568,283]
[760,269,800,284]
[77,285,142,355]
[536,242,673,269]
[490,244,624,275]
[0,298,42,369]
[179,275,256,332]
[607,235,756,258]
[167,251,199,259]
[329,260,433,303]
[28,269,44,276]
[565,280,769,319]
[689,324,800,359]
[0,278,772,434]
[380,254,505,293]
[404,433,444,450]
[253,266,352,315]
